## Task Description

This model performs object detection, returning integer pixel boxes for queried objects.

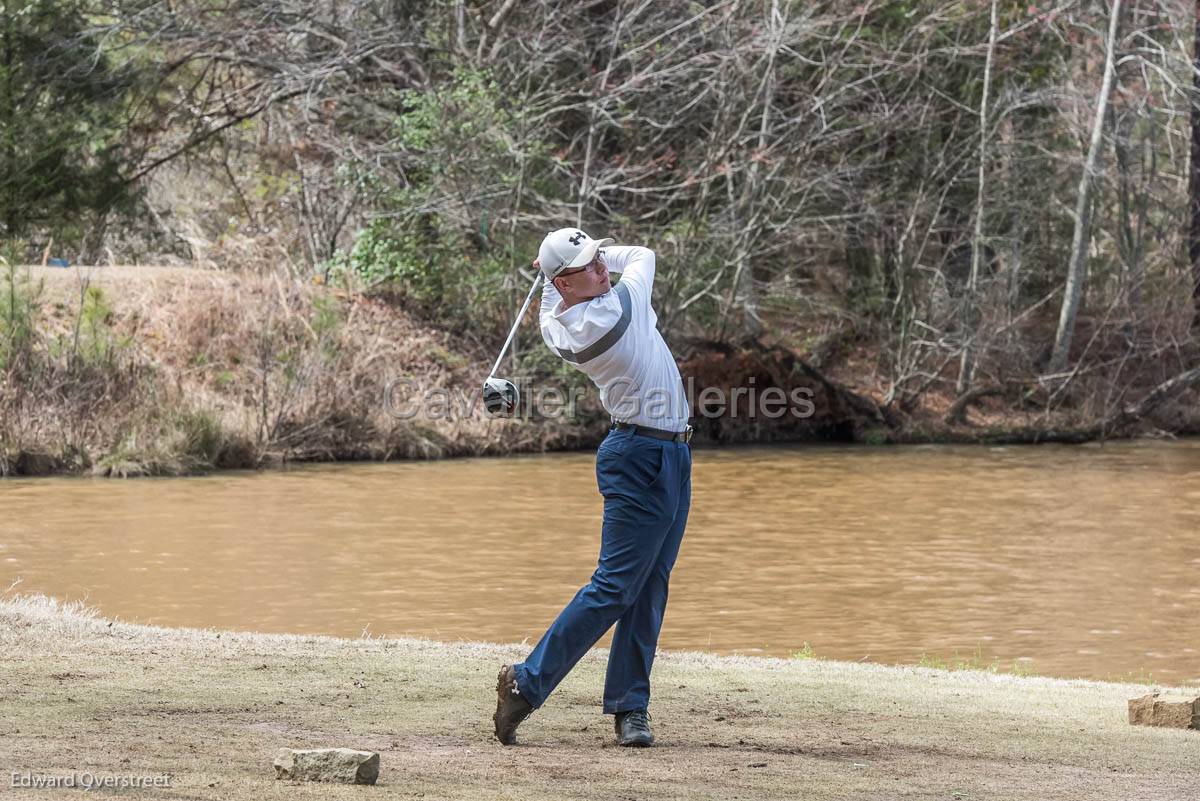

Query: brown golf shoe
[493,664,534,745]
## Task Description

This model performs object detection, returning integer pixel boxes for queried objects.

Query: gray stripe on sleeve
[555,282,632,364]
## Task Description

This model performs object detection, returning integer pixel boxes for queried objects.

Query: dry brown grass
[0,265,602,476]
[4,263,1198,477]
[1,592,1198,800]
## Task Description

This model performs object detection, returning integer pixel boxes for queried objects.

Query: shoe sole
[618,736,654,747]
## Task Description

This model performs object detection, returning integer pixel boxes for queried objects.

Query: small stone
[1128,692,1200,730]
[273,748,380,784]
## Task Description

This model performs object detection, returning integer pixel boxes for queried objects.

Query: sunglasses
[558,250,606,278]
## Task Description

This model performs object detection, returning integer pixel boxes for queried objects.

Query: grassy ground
[1,594,1197,800]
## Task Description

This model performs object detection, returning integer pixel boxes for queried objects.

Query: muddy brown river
[3,440,1199,684]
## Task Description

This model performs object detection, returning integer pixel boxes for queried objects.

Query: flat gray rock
[1128,692,1199,730]
[273,747,380,784]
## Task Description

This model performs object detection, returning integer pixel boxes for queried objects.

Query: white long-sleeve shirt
[539,245,690,432]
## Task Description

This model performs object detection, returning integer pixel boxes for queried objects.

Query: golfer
[493,228,693,748]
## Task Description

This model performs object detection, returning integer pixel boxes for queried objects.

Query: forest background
[3,0,1199,475]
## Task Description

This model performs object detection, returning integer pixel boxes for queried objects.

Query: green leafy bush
[75,286,129,369]
[0,259,42,370]
[329,66,552,339]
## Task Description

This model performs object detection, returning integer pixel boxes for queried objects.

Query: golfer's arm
[607,246,655,305]
[540,280,562,317]
[539,280,562,349]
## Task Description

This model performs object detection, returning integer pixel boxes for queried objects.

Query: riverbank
[3,264,1198,477]
[1,264,591,477]
[1,593,1196,800]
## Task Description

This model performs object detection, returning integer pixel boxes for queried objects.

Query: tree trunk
[726,0,782,341]
[957,0,999,395]
[1,5,18,240]
[1189,0,1200,333]
[1049,0,1124,374]
[79,210,109,266]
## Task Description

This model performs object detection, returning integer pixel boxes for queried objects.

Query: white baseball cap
[538,228,615,281]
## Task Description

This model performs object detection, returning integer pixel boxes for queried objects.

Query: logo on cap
[568,231,586,246]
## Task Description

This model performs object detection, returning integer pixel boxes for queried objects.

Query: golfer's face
[560,252,609,296]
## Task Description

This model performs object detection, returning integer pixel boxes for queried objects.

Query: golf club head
[482,377,519,418]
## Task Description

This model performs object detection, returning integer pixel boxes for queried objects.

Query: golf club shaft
[488,272,543,378]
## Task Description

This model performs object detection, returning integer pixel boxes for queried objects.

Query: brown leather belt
[611,421,693,444]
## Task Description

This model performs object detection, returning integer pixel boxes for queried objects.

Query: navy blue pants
[514,426,692,714]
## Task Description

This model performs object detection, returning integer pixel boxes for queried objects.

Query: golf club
[482,271,543,417]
